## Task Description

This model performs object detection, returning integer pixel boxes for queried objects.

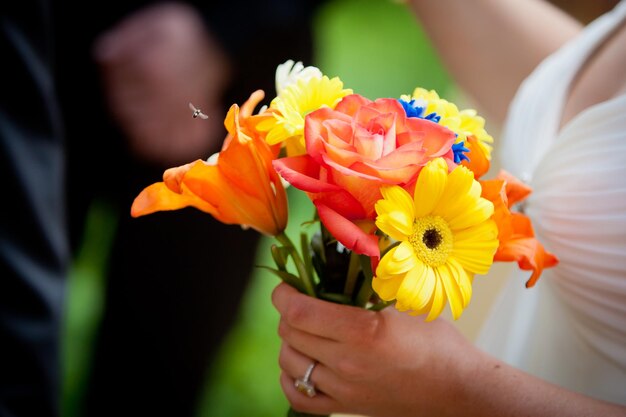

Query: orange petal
[223,90,269,150]
[130,181,217,218]
[494,236,559,288]
[239,90,265,118]
[494,170,532,208]
[183,161,285,235]
[481,180,559,286]
[163,160,200,194]
[188,103,287,235]
[480,179,513,241]
[315,201,380,258]
[494,214,559,287]
[461,136,490,179]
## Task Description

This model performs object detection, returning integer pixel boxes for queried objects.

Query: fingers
[278,343,344,416]
[279,372,340,415]
[272,282,383,343]
[277,318,346,375]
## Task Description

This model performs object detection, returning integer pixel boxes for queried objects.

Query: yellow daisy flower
[373,158,498,321]
[262,75,352,156]
[407,88,494,160]
[274,60,322,96]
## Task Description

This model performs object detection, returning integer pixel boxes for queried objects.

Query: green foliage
[61,202,116,417]
[314,0,452,99]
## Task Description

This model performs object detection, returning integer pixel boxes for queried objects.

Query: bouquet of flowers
[131,60,558,414]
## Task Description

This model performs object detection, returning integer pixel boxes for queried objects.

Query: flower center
[408,215,453,267]
[422,228,442,249]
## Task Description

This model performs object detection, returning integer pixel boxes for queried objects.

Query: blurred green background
[61,0,452,416]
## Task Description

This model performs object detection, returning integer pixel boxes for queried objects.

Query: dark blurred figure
[0,2,69,417]
[1,1,320,416]
[54,1,321,417]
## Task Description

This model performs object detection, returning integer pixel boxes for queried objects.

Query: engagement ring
[294,361,317,398]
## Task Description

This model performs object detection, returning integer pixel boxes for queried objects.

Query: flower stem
[343,250,361,299]
[276,232,316,297]
[354,255,374,307]
[368,300,393,311]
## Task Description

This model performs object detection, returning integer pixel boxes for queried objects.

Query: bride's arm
[407,0,582,123]
[272,283,626,417]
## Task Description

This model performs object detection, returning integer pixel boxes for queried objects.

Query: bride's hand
[271,282,480,417]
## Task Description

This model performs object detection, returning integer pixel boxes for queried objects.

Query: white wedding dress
[476,1,626,405]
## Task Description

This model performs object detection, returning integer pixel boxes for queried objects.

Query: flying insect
[188,102,208,119]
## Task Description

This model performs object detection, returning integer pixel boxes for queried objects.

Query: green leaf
[300,232,314,283]
[270,245,290,272]
[317,291,353,305]
[256,265,306,294]
[355,255,375,307]
[300,219,319,229]
[343,250,361,297]
[275,232,317,297]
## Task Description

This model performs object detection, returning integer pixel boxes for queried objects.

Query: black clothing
[0,2,68,417]
[54,2,317,416]
[0,1,319,416]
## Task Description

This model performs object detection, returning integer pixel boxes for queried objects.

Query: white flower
[275,59,322,96]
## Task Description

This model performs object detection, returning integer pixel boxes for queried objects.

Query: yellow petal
[435,166,479,218]
[454,219,499,243]
[372,275,403,301]
[448,258,473,308]
[375,186,415,239]
[452,220,499,275]
[397,262,435,313]
[425,277,445,321]
[413,158,448,218]
[376,242,417,276]
[381,186,415,218]
[437,264,464,320]
[446,197,494,231]
[375,211,413,240]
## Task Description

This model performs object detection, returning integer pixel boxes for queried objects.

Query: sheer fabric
[477,1,626,404]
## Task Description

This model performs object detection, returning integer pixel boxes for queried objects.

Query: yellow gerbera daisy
[406,88,494,160]
[373,158,499,321]
[261,75,352,156]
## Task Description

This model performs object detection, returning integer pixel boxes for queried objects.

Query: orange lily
[480,171,558,287]
[131,90,288,236]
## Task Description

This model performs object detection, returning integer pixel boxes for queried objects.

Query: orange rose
[273,94,456,256]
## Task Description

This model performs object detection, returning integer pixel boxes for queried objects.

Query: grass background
[61,0,454,416]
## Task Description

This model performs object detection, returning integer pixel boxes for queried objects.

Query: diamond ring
[294,361,317,397]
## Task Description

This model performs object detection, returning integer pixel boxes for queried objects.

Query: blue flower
[398,99,441,123]
[452,141,471,164]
